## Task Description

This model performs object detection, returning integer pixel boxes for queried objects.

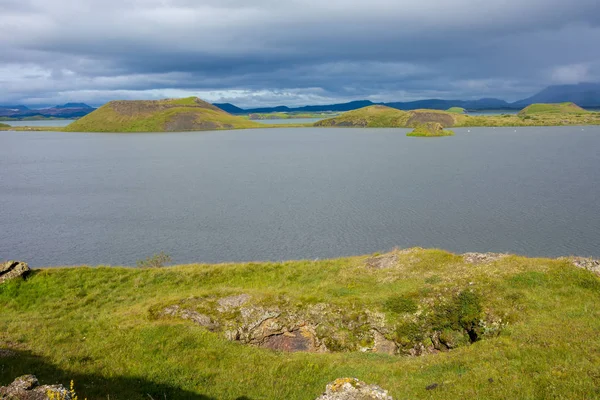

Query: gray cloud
[1,0,599,107]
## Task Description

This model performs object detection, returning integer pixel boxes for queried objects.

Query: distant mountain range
[215,82,600,114]
[2,82,600,120]
[0,103,95,119]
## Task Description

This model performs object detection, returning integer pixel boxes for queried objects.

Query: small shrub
[136,252,172,268]
[384,295,418,314]
[431,290,483,342]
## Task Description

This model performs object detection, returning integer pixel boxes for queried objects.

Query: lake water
[255,118,324,125]
[5,119,76,127]
[1,126,599,267]
[467,110,517,116]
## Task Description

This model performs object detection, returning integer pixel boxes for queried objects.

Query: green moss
[384,295,418,314]
[406,123,454,137]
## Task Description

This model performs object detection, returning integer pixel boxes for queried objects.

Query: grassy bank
[1,249,600,399]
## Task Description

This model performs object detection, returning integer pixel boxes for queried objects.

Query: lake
[1,126,599,267]
[5,119,76,127]
[255,118,324,125]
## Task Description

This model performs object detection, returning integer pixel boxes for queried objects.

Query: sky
[1,0,600,108]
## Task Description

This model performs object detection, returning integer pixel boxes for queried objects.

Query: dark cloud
[1,0,599,107]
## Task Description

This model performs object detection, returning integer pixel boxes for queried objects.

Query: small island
[406,122,454,137]
[315,102,600,129]
[64,97,262,132]
[446,107,466,114]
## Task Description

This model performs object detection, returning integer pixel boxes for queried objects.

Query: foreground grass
[1,249,600,399]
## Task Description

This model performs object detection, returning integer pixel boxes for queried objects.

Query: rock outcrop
[0,375,71,400]
[315,378,393,400]
[0,261,30,284]
[564,257,600,274]
[462,253,508,264]
[154,287,504,356]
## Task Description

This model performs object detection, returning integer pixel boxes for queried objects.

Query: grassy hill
[314,105,466,128]
[446,107,466,114]
[0,123,10,128]
[64,97,262,132]
[517,102,588,116]
[315,104,600,128]
[1,249,600,399]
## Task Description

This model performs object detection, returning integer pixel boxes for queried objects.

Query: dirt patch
[0,349,16,358]
[406,111,455,127]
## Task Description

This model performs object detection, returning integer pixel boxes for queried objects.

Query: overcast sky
[1,0,600,107]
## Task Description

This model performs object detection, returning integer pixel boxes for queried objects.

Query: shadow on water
[0,349,254,400]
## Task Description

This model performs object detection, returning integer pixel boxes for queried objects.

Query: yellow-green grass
[314,105,412,127]
[518,102,588,116]
[315,104,600,128]
[407,123,455,137]
[1,249,600,399]
[446,107,466,114]
[0,122,10,128]
[64,97,263,133]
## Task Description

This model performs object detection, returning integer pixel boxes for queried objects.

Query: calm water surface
[255,118,324,125]
[6,119,76,127]
[1,126,599,267]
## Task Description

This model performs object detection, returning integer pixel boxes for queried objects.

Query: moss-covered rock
[406,122,454,137]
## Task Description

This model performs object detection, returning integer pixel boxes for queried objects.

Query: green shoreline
[2,100,599,132]
[1,248,600,399]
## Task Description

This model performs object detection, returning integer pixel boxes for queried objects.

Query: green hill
[446,107,466,114]
[517,102,588,116]
[64,97,262,132]
[315,104,600,129]
[1,249,599,399]
[0,122,10,128]
[314,105,464,128]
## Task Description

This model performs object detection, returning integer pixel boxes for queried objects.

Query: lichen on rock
[462,252,508,264]
[563,257,600,274]
[0,375,71,400]
[316,378,393,400]
[0,261,30,284]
